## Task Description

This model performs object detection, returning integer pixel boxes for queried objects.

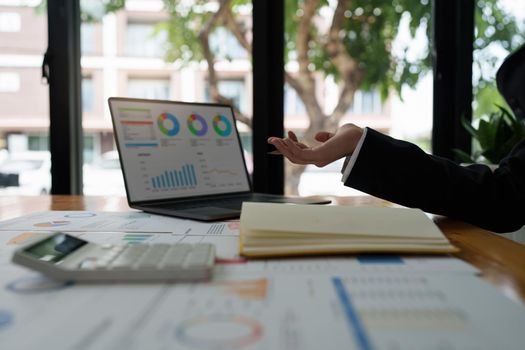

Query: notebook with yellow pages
[239,202,458,257]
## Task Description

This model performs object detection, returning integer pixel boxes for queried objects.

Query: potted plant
[454,105,525,239]
[454,104,525,165]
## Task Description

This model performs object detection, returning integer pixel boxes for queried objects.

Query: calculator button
[78,259,97,270]
[80,242,215,280]
[185,244,214,268]
[162,244,192,268]
[119,245,147,261]
[110,255,140,270]
[136,245,170,269]
[110,246,125,254]
[95,260,109,269]
[126,245,148,254]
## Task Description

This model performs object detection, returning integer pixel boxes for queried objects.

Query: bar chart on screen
[150,164,198,190]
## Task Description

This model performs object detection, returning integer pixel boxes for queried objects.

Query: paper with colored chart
[3,228,524,350]
[0,267,524,349]
[0,211,240,235]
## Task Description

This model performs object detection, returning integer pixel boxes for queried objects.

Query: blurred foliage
[454,105,525,164]
[74,0,523,107]
[34,1,127,22]
[161,0,251,65]
[284,0,433,101]
[472,0,524,119]
[80,0,126,22]
[39,0,523,117]
[284,0,523,102]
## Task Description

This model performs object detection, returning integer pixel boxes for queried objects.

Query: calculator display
[24,233,87,264]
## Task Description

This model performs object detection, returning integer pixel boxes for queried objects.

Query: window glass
[81,1,252,194]
[468,0,524,164]
[127,78,170,100]
[81,22,97,55]
[0,12,21,32]
[210,27,249,60]
[284,1,433,195]
[0,72,20,92]
[28,134,48,151]
[82,77,94,113]
[0,2,50,195]
[205,79,247,114]
[284,83,306,116]
[472,1,524,118]
[125,21,167,58]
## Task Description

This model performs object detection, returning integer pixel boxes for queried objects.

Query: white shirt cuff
[341,127,368,182]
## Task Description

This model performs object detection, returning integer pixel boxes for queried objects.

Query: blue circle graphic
[158,113,180,136]
[0,310,13,330]
[6,275,74,294]
[187,113,208,136]
[212,115,232,137]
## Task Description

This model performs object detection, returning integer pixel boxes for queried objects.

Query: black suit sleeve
[344,128,525,233]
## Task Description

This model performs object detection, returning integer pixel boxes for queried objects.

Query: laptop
[108,97,330,221]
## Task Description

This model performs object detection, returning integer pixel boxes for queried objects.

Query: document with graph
[1,271,524,350]
[0,229,522,350]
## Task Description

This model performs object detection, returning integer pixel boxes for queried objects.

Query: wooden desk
[1,195,524,304]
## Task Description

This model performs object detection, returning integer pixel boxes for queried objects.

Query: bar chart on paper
[151,164,198,190]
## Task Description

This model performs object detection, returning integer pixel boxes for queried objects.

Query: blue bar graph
[151,164,198,189]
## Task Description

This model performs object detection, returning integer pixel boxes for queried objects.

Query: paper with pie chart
[110,100,250,202]
[0,223,524,350]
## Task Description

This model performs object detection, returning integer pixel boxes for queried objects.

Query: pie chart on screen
[187,113,208,136]
[212,114,232,137]
[158,113,180,136]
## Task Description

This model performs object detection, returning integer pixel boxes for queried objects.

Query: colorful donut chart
[175,315,263,349]
[187,113,208,136]
[212,114,233,137]
[157,113,180,136]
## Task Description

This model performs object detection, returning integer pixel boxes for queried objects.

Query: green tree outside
[81,0,523,192]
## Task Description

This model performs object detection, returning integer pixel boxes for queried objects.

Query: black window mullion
[252,0,285,194]
[46,0,83,194]
[432,0,474,159]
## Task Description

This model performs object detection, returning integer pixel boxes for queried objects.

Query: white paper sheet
[1,271,524,350]
[0,211,240,235]
[3,223,523,350]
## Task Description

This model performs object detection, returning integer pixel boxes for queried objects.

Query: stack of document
[240,203,458,257]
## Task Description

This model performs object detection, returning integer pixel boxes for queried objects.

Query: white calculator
[12,233,215,282]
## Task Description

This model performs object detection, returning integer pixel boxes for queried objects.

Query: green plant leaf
[452,149,476,163]
[462,102,525,164]
[461,114,478,139]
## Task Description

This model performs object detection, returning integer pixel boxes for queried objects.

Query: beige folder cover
[239,202,458,257]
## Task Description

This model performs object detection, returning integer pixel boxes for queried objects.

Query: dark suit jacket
[344,128,525,233]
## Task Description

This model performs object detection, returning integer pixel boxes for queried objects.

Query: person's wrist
[354,127,364,147]
[345,125,364,156]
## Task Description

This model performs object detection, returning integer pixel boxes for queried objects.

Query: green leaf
[452,149,476,163]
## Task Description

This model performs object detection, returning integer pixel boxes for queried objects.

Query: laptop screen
[109,98,251,202]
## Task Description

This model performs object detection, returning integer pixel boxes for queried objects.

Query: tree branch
[296,0,319,70]
[324,0,358,78]
[285,71,302,95]
[223,7,251,52]
[198,0,251,128]
[293,0,325,129]
[321,0,366,126]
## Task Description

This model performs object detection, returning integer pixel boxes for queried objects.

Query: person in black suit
[268,46,525,233]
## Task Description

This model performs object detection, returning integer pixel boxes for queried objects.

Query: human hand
[267,123,364,167]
